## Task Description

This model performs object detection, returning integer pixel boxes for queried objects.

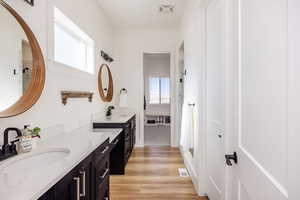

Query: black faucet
[106,106,115,117]
[0,128,22,161]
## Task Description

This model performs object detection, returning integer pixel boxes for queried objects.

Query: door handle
[73,177,80,200]
[225,152,238,166]
[80,171,86,197]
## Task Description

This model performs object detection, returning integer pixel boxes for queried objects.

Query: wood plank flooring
[110,146,208,200]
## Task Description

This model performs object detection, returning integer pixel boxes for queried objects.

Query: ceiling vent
[159,4,175,14]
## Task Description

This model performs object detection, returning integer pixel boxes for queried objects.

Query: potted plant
[28,127,41,149]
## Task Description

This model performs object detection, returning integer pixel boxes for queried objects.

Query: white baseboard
[180,148,200,195]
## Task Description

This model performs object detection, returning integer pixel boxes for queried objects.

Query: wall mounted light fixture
[101,51,114,63]
[159,4,175,14]
[24,0,34,6]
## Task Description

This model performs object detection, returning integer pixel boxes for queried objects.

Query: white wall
[179,0,207,195]
[112,29,179,146]
[0,0,113,142]
[0,6,26,111]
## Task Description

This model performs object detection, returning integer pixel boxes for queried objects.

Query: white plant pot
[31,137,40,149]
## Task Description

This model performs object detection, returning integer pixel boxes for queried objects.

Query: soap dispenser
[22,125,30,136]
[19,125,32,153]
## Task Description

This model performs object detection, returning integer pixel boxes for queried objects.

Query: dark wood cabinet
[78,155,93,200]
[54,167,78,200]
[93,115,136,175]
[109,132,125,174]
[39,139,110,200]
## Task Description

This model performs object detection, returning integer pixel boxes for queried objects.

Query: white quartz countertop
[0,126,122,200]
[93,112,135,124]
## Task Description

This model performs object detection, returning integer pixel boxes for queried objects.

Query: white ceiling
[97,0,187,30]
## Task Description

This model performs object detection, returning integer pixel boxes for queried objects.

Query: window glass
[149,77,170,104]
[54,7,94,74]
[160,77,170,104]
[149,77,160,104]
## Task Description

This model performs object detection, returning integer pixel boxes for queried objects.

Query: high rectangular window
[54,7,95,74]
[149,77,170,104]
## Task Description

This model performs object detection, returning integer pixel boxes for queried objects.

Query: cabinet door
[79,156,93,200]
[54,168,78,200]
[123,127,131,160]
[95,154,110,200]
[131,125,136,149]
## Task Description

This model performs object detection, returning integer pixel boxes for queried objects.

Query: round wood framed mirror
[0,1,45,118]
[98,64,113,102]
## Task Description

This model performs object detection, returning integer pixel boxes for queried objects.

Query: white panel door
[206,0,226,199]
[232,0,288,199]
[288,1,300,200]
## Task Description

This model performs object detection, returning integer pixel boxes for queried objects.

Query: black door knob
[225,152,238,166]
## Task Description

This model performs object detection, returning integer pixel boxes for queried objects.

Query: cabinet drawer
[94,139,109,165]
[96,154,109,185]
[110,133,121,150]
[95,157,110,200]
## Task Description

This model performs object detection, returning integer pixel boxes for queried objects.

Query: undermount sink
[0,148,70,187]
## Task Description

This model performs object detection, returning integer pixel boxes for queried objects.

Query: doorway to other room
[143,53,171,146]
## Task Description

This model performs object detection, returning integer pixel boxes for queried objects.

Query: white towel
[119,93,128,108]
[180,103,195,152]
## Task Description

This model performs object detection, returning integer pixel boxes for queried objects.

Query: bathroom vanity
[39,140,110,200]
[0,127,121,200]
[93,113,136,174]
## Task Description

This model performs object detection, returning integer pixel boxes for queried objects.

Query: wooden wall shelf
[61,91,94,105]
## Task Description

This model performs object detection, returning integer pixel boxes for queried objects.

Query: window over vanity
[54,7,95,74]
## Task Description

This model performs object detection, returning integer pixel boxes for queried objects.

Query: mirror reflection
[0,5,33,112]
[98,64,113,102]
[101,65,109,96]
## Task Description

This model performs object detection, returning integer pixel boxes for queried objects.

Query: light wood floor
[110,146,208,200]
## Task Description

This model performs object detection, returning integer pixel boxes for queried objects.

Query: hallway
[110,146,207,200]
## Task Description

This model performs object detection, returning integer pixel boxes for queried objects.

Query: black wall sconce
[101,51,114,63]
[24,0,34,6]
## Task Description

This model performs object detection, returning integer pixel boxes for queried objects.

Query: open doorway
[143,53,171,146]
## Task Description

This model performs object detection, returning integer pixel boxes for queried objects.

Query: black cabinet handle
[225,152,238,166]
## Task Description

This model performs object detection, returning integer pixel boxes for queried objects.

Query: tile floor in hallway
[110,146,208,200]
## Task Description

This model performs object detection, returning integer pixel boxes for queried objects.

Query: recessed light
[159,4,175,14]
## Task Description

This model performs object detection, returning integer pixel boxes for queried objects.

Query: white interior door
[231,0,289,199]
[206,0,226,199]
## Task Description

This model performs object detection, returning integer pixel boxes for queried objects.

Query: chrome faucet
[0,128,22,161]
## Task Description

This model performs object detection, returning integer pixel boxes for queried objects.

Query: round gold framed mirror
[98,64,113,102]
[0,1,45,118]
